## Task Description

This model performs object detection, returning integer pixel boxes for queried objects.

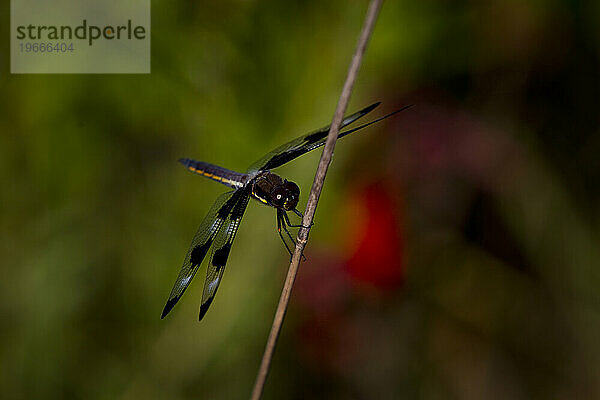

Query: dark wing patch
[161,190,244,319]
[212,242,231,270]
[199,188,251,320]
[190,240,212,266]
[246,102,381,172]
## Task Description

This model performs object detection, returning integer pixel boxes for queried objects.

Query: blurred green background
[2,0,600,399]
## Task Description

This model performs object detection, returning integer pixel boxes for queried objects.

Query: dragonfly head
[272,181,300,211]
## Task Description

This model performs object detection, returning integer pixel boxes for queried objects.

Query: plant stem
[250,1,383,398]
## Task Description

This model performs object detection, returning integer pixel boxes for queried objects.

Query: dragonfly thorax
[250,171,300,211]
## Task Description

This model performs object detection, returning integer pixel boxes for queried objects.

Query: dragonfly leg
[283,210,303,228]
[280,210,307,262]
[290,208,313,228]
[277,211,294,258]
[281,215,296,245]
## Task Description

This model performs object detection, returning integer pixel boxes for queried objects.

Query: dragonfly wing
[199,188,251,320]
[161,190,244,319]
[246,102,381,172]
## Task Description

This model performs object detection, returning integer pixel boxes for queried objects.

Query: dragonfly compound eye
[282,182,300,210]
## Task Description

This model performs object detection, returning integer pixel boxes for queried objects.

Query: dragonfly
[161,102,411,320]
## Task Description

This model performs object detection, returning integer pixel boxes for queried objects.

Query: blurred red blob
[293,181,405,372]
[344,181,405,291]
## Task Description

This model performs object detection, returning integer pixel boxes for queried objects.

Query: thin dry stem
[250,1,383,398]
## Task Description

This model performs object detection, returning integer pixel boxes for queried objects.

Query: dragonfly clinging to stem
[162,102,412,320]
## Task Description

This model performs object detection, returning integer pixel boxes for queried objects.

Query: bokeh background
[1,0,600,399]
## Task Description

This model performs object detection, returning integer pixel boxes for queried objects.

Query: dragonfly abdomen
[179,158,246,188]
